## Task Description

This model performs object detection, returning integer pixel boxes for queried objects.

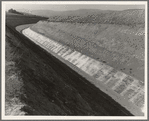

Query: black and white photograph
[1,1,148,120]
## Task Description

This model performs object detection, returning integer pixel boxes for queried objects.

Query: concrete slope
[22,28,144,116]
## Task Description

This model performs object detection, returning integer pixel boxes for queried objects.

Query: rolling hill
[18,9,145,27]
[31,8,145,81]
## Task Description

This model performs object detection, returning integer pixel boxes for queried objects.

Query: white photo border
[1,1,148,120]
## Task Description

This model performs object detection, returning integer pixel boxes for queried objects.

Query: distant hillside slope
[28,9,144,27]
[30,8,145,81]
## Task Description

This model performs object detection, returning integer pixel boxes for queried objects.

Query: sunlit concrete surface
[22,28,145,116]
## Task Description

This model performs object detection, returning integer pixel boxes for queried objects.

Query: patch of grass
[5,32,25,115]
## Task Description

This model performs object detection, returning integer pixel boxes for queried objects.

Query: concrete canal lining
[22,27,144,116]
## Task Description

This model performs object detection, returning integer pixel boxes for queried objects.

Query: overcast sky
[5,3,145,11]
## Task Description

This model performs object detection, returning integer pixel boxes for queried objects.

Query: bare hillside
[31,21,144,81]
[30,9,144,82]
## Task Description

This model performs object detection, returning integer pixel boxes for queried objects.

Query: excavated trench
[22,27,144,116]
[5,24,134,116]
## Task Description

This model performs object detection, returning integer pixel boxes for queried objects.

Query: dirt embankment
[31,21,144,81]
[5,24,133,116]
[6,12,48,28]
